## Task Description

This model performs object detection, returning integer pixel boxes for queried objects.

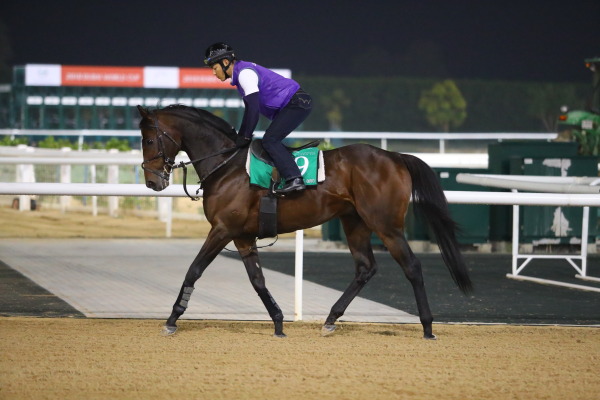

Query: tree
[418,80,467,132]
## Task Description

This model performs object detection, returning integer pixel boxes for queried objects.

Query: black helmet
[204,42,236,66]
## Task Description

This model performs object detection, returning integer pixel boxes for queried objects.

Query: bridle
[141,113,241,200]
[141,115,180,182]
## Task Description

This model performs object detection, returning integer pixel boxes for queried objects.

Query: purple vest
[231,60,300,120]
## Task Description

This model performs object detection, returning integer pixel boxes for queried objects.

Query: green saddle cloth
[248,147,320,189]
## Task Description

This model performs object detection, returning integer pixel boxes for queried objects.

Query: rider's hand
[235,135,251,148]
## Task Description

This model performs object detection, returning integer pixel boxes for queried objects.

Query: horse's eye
[146,139,154,145]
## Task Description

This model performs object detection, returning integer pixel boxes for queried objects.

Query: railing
[456,173,600,294]
[0,146,201,220]
[0,143,492,220]
[0,129,558,153]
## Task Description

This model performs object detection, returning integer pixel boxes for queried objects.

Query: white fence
[0,129,557,153]
[0,130,556,217]
[0,146,148,217]
[0,143,491,220]
[456,174,600,293]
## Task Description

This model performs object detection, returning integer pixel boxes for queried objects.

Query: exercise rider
[204,42,313,195]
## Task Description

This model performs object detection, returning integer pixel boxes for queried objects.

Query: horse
[137,104,472,339]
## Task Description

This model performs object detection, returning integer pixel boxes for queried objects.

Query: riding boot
[275,177,306,194]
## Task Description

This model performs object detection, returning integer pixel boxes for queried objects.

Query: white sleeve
[238,68,259,96]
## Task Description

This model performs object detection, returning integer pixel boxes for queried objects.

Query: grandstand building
[0,64,292,131]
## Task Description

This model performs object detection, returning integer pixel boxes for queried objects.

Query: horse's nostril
[146,180,156,189]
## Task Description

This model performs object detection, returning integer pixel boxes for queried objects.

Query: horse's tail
[400,153,473,294]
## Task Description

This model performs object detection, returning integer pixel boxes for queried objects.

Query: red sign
[179,68,233,89]
[62,66,144,87]
[26,64,243,89]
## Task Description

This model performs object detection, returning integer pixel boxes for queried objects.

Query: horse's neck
[181,124,238,183]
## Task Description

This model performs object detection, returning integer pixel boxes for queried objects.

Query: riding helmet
[204,42,236,66]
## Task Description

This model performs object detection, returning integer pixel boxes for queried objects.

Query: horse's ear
[137,105,148,118]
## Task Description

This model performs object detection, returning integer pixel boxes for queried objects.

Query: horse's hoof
[274,333,287,338]
[321,324,336,337]
[423,333,437,340]
[161,325,177,336]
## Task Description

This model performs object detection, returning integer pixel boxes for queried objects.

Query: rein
[172,146,241,201]
[141,114,241,201]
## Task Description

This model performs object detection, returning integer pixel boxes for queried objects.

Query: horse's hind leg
[379,231,435,339]
[322,214,377,336]
[234,237,286,338]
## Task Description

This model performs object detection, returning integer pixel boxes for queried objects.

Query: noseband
[141,113,241,200]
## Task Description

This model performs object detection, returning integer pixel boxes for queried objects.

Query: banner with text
[24,64,291,89]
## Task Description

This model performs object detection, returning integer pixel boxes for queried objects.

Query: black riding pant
[262,89,312,181]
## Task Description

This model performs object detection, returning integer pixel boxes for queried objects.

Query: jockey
[204,42,312,195]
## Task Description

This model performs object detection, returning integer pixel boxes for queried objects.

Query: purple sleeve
[238,92,260,139]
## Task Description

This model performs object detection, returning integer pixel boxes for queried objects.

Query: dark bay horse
[137,104,472,339]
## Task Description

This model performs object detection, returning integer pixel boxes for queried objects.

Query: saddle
[250,139,321,167]
[251,138,320,239]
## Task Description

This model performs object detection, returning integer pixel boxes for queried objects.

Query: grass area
[0,203,321,239]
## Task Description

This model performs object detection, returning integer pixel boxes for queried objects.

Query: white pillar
[90,165,98,217]
[294,230,304,321]
[107,149,119,217]
[157,196,173,237]
[60,147,72,213]
[16,163,35,211]
[15,145,35,211]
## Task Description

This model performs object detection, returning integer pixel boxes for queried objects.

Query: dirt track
[1,207,600,399]
[0,318,598,400]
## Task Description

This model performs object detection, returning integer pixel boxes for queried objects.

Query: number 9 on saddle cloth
[246,139,325,190]
[246,139,325,238]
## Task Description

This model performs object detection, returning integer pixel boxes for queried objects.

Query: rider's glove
[235,135,251,148]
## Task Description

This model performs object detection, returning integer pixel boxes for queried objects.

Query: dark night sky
[1,0,598,82]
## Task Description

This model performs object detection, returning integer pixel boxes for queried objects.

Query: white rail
[0,146,194,218]
[0,157,143,165]
[456,173,600,194]
[0,183,194,197]
[6,183,600,206]
[456,173,600,292]
[0,149,488,168]
[0,146,490,220]
[0,129,557,153]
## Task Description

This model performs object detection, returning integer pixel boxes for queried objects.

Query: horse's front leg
[234,237,286,338]
[163,227,230,335]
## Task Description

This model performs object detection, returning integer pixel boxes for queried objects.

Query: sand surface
[1,206,599,399]
[1,318,599,400]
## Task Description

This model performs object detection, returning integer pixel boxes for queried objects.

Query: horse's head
[137,105,182,191]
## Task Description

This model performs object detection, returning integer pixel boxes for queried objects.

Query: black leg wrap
[258,290,283,321]
[173,304,186,315]
[178,286,194,309]
[166,286,194,327]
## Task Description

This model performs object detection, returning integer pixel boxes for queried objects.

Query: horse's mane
[141,104,237,140]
